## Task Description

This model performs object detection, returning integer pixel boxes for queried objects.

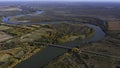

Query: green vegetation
[0,2,120,68]
[32,23,94,44]
[0,45,45,68]
[0,25,11,30]
[3,27,35,37]
[0,23,94,68]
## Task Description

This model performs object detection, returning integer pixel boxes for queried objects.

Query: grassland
[0,22,94,68]
[0,32,12,42]
[0,25,11,31]
[0,2,120,68]
[0,6,22,12]
[108,21,120,31]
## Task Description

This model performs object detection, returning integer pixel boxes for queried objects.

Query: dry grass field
[0,25,11,31]
[0,6,22,12]
[108,21,120,31]
[0,32,12,42]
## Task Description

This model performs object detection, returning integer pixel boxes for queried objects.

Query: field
[108,21,120,30]
[0,6,22,12]
[0,32,12,42]
[0,2,120,68]
[0,25,11,31]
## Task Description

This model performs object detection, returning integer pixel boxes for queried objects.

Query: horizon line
[0,0,120,2]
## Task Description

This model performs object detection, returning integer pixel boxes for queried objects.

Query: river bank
[1,10,106,68]
[13,24,105,68]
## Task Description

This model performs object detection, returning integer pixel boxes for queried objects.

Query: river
[2,11,106,68]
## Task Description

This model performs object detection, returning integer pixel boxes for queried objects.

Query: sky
[0,0,120,2]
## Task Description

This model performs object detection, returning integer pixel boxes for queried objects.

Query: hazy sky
[0,0,120,2]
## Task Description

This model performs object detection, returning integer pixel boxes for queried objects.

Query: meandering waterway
[2,11,106,68]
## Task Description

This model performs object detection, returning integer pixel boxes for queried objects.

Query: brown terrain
[108,21,120,30]
[0,32,12,42]
[0,6,22,12]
